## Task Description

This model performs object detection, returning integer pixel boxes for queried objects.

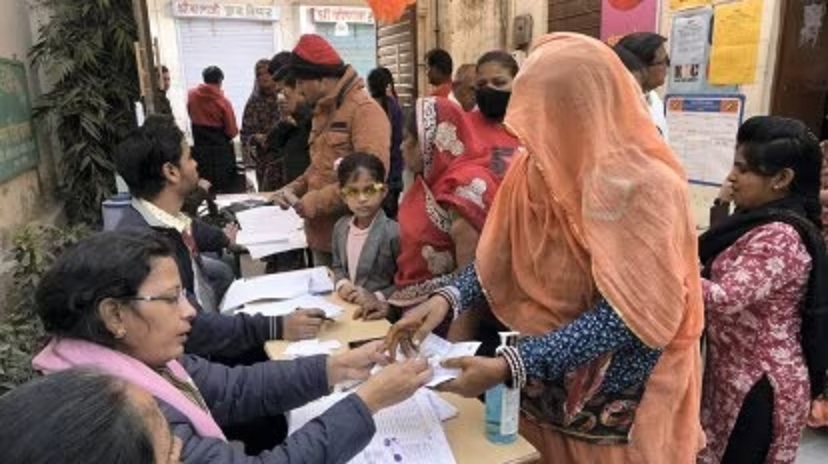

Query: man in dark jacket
[113,114,325,365]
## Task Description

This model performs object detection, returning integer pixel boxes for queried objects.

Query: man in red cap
[272,34,390,266]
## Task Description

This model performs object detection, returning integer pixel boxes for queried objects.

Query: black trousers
[721,375,774,464]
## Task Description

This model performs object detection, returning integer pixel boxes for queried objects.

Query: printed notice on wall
[709,0,763,84]
[0,58,38,183]
[668,8,711,93]
[670,0,711,11]
[666,95,745,186]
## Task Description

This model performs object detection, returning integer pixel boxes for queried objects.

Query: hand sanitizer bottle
[485,331,520,444]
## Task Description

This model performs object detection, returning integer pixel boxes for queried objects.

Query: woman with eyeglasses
[387,97,501,333]
[617,32,671,140]
[31,230,432,463]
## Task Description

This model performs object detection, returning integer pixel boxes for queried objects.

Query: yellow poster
[670,0,712,11]
[709,0,763,85]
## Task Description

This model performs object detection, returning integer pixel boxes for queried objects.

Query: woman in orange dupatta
[386,33,705,463]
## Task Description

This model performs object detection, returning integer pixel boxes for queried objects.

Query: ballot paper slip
[289,389,456,464]
[410,334,481,388]
[238,295,344,319]
[220,267,333,312]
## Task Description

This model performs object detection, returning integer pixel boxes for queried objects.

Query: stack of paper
[238,295,344,319]
[234,206,307,258]
[289,389,457,464]
[220,267,334,312]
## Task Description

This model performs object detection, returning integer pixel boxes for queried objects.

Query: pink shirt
[346,219,371,282]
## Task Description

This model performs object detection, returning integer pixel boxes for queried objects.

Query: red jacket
[187,84,239,139]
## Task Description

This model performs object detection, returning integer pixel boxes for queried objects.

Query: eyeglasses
[650,57,671,67]
[124,287,187,305]
[341,183,386,199]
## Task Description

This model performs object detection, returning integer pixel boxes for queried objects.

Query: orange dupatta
[477,33,702,348]
[476,33,705,462]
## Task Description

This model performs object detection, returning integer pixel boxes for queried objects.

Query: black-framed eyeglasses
[123,287,187,305]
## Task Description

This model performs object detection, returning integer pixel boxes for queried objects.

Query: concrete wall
[415,0,547,96]
[0,0,59,249]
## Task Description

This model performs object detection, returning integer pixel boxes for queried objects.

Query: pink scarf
[33,337,226,440]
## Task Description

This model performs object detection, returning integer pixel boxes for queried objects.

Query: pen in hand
[299,307,335,322]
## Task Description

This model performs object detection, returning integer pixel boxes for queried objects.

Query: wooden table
[265,297,540,464]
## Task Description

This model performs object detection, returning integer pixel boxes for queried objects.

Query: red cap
[292,34,343,67]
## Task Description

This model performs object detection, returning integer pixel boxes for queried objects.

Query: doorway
[770,0,828,139]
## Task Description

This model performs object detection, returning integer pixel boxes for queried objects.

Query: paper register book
[289,389,456,464]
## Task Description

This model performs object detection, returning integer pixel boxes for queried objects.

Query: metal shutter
[376,6,417,108]
[548,0,602,38]
[177,18,277,128]
[314,23,377,80]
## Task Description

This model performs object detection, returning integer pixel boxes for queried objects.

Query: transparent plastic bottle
[485,331,520,444]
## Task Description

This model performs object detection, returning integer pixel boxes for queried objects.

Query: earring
[115,329,126,339]
[773,185,781,191]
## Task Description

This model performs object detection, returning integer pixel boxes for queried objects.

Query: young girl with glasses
[331,152,401,320]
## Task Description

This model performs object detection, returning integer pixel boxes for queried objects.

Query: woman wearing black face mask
[467,51,520,179]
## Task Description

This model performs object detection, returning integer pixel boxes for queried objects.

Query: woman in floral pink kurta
[697,116,828,464]
[700,222,811,463]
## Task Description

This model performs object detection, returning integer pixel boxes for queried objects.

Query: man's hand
[282,308,326,340]
[356,358,432,414]
[223,223,239,245]
[326,340,388,386]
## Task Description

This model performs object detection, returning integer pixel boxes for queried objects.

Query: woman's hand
[356,358,432,414]
[717,182,733,202]
[436,356,510,398]
[385,295,451,361]
[326,340,388,386]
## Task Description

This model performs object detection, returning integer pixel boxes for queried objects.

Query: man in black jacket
[113,115,324,366]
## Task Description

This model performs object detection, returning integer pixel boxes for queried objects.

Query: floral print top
[699,221,812,464]
[440,263,661,442]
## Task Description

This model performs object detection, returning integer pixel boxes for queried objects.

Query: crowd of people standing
[1,30,827,464]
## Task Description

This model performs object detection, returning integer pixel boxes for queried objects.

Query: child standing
[332,153,400,320]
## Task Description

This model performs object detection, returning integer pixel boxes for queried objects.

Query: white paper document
[284,339,342,358]
[234,206,308,257]
[220,267,333,312]
[289,390,456,464]
[408,334,481,388]
[238,295,344,319]
[235,206,303,237]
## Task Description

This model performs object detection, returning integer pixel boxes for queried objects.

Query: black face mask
[475,87,511,121]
